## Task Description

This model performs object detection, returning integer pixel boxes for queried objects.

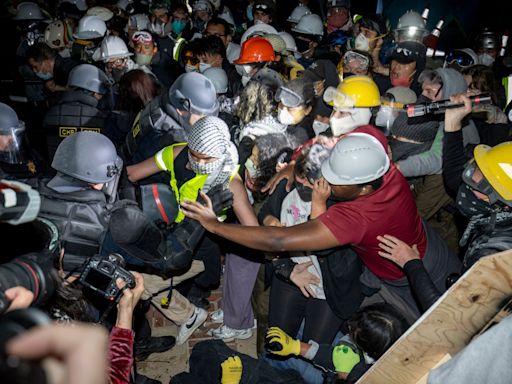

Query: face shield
[462,160,502,205]
[0,121,26,164]
[375,99,402,134]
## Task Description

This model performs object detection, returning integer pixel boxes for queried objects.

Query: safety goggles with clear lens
[275,87,304,108]
[343,51,370,70]
[132,31,153,44]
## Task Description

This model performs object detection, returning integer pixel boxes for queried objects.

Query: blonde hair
[234,81,277,125]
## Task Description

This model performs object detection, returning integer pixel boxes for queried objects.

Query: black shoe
[134,335,176,361]
[134,373,162,384]
[187,295,210,310]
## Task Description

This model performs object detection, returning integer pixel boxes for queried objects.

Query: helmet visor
[0,121,26,164]
[462,160,500,204]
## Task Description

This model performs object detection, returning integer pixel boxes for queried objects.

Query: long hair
[234,81,277,125]
[118,69,161,112]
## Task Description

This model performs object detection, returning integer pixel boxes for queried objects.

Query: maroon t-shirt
[319,164,427,281]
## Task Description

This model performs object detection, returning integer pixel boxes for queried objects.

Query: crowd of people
[1,0,512,383]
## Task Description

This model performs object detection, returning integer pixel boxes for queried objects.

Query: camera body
[79,253,135,301]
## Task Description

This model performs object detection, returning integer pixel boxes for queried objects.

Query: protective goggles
[343,51,370,71]
[255,4,272,12]
[323,86,356,109]
[462,160,500,204]
[132,31,153,44]
[445,50,475,68]
[275,86,305,108]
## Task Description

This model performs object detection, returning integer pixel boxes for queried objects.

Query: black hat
[390,41,427,65]
[326,0,350,9]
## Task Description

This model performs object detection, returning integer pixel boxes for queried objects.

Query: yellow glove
[221,355,243,384]
[265,327,301,356]
[332,344,361,374]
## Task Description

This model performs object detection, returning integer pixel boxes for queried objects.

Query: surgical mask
[35,71,52,80]
[478,53,495,66]
[312,120,330,135]
[199,62,212,73]
[172,19,187,35]
[188,152,223,175]
[254,19,266,25]
[354,33,370,51]
[245,158,258,179]
[246,5,254,21]
[375,106,397,135]
[241,75,251,86]
[185,64,199,72]
[295,182,313,202]
[242,64,253,76]
[58,47,71,58]
[135,52,153,66]
[330,108,372,136]
[278,108,297,125]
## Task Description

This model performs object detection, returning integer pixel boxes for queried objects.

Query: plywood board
[357,250,512,384]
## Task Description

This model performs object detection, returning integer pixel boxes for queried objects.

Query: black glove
[198,184,234,215]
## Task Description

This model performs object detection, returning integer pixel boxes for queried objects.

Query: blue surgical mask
[172,19,187,35]
[35,71,53,80]
[246,5,254,21]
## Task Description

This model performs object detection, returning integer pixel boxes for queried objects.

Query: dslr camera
[79,253,135,301]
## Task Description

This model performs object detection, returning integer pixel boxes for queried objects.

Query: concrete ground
[137,282,257,383]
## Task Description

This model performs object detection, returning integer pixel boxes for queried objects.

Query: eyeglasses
[132,31,153,44]
[106,58,127,68]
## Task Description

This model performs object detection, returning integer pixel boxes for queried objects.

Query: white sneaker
[176,306,208,345]
[208,324,253,342]
[210,309,224,323]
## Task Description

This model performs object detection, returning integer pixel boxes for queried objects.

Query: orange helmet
[234,37,275,64]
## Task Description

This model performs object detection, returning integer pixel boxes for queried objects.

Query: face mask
[254,19,266,25]
[312,120,330,135]
[241,75,251,86]
[391,70,415,87]
[327,13,348,29]
[188,152,223,175]
[295,181,313,202]
[135,53,153,66]
[172,19,187,35]
[295,39,311,54]
[375,106,397,135]
[150,21,164,36]
[330,108,371,136]
[185,64,198,72]
[245,158,258,179]
[456,184,493,218]
[111,67,127,83]
[35,71,53,80]
[58,48,71,58]
[193,19,206,31]
[246,5,254,21]
[242,64,253,76]
[478,53,495,66]
[329,189,350,203]
[199,62,212,73]
[354,33,370,52]
[278,108,297,125]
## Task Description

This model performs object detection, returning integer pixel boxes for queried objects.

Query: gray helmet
[68,64,109,94]
[0,103,26,164]
[51,132,122,184]
[168,72,219,116]
[475,29,499,50]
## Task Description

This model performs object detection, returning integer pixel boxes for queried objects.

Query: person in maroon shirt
[181,132,461,322]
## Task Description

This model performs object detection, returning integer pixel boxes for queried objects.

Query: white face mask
[354,33,370,52]
[58,47,71,58]
[330,108,372,136]
[242,64,253,76]
[375,106,397,135]
[241,75,251,86]
[149,21,164,36]
[478,53,495,66]
[135,53,153,66]
[244,157,258,179]
[312,120,330,135]
[278,108,296,125]
[199,62,212,73]
[185,64,199,73]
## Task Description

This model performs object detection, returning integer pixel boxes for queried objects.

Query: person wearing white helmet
[86,6,114,22]
[94,35,136,83]
[278,31,305,79]
[287,5,311,28]
[181,131,462,324]
[191,0,213,35]
[71,15,107,63]
[291,13,324,68]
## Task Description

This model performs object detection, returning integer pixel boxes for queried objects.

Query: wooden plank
[357,250,512,384]
[415,354,451,384]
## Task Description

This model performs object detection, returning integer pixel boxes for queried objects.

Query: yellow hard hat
[323,75,380,109]
[474,142,512,203]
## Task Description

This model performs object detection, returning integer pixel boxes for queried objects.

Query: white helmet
[394,10,429,43]
[241,23,277,43]
[128,13,150,31]
[292,14,324,37]
[13,2,45,21]
[86,6,114,22]
[116,0,134,12]
[287,5,311,24]
[203,67,228,94]
[45,20,72,49]
[60,0,88,12]
[278,31,298,54]
[74,15,107,40]
[321,133,390,185]
[96,35,133,61]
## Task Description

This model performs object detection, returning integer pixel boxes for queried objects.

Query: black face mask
[112,67,127,83]
[329,190,350,203]
[456,184,493,218]
[295,39,311,54]
[295,182,312,202]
